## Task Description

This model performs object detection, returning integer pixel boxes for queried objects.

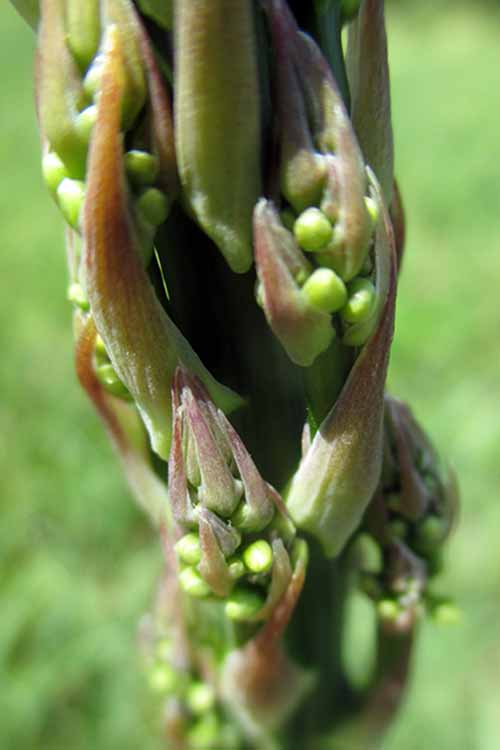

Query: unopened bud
[302,268,347,314]
[136,187,170,226]
[95,362,131,399]
[125,149,159,186]
[179,567,211,598]
[74,105,98,141]
[341,278,376,324]
[66,0,101,71]
[67,281,89,311]
[293,208,333,253]
[57,178,85,229]
[175,533,202,566]
[243,540,273,574]
[254,199,334,367]
[175,0,261,273]
[186,682,216,715]
[148,663,176,694]
[42,151,69,193]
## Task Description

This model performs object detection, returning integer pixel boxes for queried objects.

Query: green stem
[153,205,305,488]
[283,544,355,749]
[289,0,351,108]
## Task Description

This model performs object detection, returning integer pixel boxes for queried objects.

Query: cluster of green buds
[169,368,305,624]
[254,0,381,367]
[10,0,458,746]
[139,551,243,749]
[354,395,459,630]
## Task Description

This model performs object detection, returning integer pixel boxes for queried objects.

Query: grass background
[1,3,499,748]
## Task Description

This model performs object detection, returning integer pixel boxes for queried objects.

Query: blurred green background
[1,3,499,749]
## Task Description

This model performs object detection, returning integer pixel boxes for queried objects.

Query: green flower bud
[225,587,265,622]
[66,0,101,71]
[179,566,211,598]
[94,334,108,361]
[354,532,382,574]
[243,540,273,574]
[56,178,85,228]
[365,195,379,227]
[377,598,400,622]
[175,0,261,272]
[125,149,159,186]
[175,533,202,566]
[293,208,333,253]
[186,682,216,715]
[254,199,334,367]
[414,515,448,554]
[341,278,376,324]
[136,187,170,226]
[148,663,176,694]
[95,363,131,399]
[293,32,372,281]
[302,268,347,314]
[187,713,221,750]
[42,151,69,193]
[227,557,246,581]
[74,104,98,141]
[266,3,327,212]
[82,54,104,100]
[67,281,89,311]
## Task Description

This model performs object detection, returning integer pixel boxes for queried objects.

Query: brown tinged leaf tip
[221,541,311,735]
[346,0,394,205]
[286,172,397,557]
[83,26,242,460]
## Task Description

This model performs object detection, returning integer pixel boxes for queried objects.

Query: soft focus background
[1,2,499,749]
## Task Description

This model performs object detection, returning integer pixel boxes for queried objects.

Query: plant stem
[284,544,355,749]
